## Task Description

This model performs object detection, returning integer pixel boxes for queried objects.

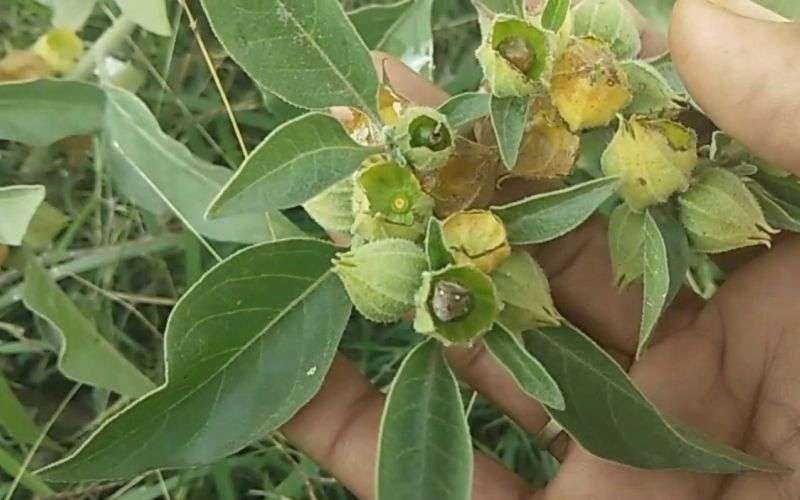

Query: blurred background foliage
[0,0,557,498]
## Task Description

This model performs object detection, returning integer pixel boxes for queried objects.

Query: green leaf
[490,95,529,170]
[37,0,97,29]
[22,257,155,398]
[425,218,454,271]
[104,87,299,244]
[0,445,54,497]
[349,1,413,48]
[0,80,105,146]
[115,0,171,36]
[208,112,381,215]
[475,0,524,16]
[621,60,683,117]
[200,0,381,117]
[23,202,70,249]
[0,374,43,445]
[0,185,45,246]
[484,323,564,409]
[639,207,690,357]
[573,0,641,59]
[373,0,435,76]
[377,339,472,500]
[493,177,620,244]
[541,0,570,31]
[749,181,800,232]
[438,92,491,130]
[41,239,352,481]
[526,324,782,472]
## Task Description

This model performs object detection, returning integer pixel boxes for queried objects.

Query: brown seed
[497,36,535,74]
[431,280,472,322]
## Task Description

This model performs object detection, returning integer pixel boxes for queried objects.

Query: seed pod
[492,250,560,331]
[441,210,511,274]
[32,28,84,74]
[511,98,580,180]
[475,15,552,98]
[608,203,646,287]
[303,177,355,233]
[414,264,501,345]
[333,239,427,323]
[352,161,434,242]
[392,107,455,173]
[601,116,698,211]
[550,37,631,132]
[572,0,642,59]
[678,168,777,254]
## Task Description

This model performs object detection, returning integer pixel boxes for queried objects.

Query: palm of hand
[283,0,800,498]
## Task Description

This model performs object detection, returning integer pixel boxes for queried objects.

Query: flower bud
[414,264,501,345]
[32,28,84,74]
[511,98,579,180]
[678,168,776,253]
[550,37,631,131]
[601,116,698,211]
[608,203,646,287]
[303,177,355,233]
[441,210,511,273]
[352,161,434,242]
[333,239,427,323]
[475,15,552,98]
[492,250,560,331]
[392,107,455,173]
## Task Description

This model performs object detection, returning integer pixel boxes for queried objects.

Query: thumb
[669,0,800,173]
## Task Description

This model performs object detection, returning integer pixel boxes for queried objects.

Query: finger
[670,0,800,174]
[282,354,536,500]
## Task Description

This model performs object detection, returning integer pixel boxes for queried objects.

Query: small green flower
[414,264,501,345]
[333,239,428,323]
[492,250,560,331]
[441,210,511,274]
[550,37,631,131]
[392,107,455,173]
[601,116,698,211]
[678,168,777,253]
[608,203,646,287]
[352,161,434,242]
[476,15,552,98]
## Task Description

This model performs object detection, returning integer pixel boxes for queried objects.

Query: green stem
[0,234,182,312]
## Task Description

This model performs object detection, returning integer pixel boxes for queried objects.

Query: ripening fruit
[602,116,698,211]
[607,203,646,287]
[475,15,552,98]
[678,168,777,253]
[392,107,454,173]
[512,99,580,179]
[550,37,631,131]
[32,28,84,74]
[352,161,434,242]
[414,264,501,345]
[333,239,427,323]
[441,210,511,274]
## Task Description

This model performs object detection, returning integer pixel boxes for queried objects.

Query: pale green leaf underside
[41,239,352,481]
[23,257,155,398]
[208,112,381,215]
[526,325,781,472]
[200,0,381,116]
[0,185,45,246]
[115,0,171,36]
[639,208,689,357]
[493,177,620,244]
[491,95,529,170]
[484,323,564,409]
[438,92,491,130]
[0,80,105,147]
[377,339,472,500]
[104,87,299,244]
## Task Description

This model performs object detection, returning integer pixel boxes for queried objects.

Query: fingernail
[705,0,789,22]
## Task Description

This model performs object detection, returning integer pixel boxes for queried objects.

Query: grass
[0,1,555,497]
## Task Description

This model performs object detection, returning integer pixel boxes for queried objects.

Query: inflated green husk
[441,210,511,274]
[392,107,454,173]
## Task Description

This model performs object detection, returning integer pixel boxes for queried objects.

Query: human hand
[281,1,800,498]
